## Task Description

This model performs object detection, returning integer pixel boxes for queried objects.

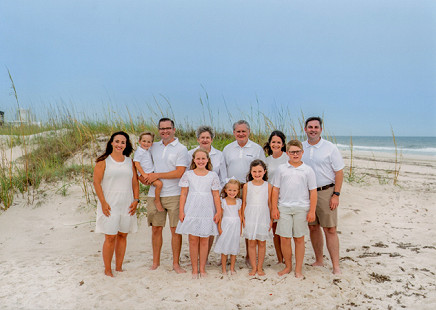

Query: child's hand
[102,202,111,217]
[271,208,280,220]
[242,217,245,228]
[269,219,273,231]
[218,227,223,235]
[179,212,185,222]
[306,211,316,223]
[213,211,222,224]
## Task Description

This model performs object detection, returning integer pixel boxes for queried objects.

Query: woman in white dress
[94,131,139,277]
[264,130,288,264]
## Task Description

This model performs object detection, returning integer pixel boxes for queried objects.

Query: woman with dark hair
[264,130,288,264]
[94,131,139,277]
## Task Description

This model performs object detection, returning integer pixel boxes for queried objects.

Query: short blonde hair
[286,140,303,151]
[139,131,155,141]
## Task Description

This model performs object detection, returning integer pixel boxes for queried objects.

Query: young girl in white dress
[176,148,222,278]
[214,178,242,275]
[242,159,273,276]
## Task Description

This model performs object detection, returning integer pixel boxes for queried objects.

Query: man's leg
[323,226,341,274]
[150,226,163,270]
[170,226,186,273]
[309,224,324,266]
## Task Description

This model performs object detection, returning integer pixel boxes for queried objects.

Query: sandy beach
[1,149,436,309]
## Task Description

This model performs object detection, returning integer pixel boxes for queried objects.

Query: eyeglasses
[288,150,302,155]
[158,127,173,131]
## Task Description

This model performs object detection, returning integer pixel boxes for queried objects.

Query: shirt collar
[305,137,324,149]
[236,139,253,148]
[157,137,180,147]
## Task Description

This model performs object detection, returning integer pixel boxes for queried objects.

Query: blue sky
[1,0,435,136]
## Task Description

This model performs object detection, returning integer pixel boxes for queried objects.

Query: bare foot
[200,272,208,278]
[311,261,324,267]
[192,273,199,279]
[104,270,114,277]
[278,267,292,276]
[230,270,237,275]
[295,272,304,278]
[149,264,159,270]
[155,199,164,212]
[257,268,265,276]
[333,267,342,275]
[222,268,227,275]
[248,268,256,276]
[115,267,123,272]
[173,264,187,274]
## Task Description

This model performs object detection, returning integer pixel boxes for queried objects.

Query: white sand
[1,150,436,309]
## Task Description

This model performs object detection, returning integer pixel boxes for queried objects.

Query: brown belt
[317,183,335,191]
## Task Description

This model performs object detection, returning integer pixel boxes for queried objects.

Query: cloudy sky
[1,0,435,136]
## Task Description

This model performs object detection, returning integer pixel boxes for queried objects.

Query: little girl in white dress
[242,160,273,276]
[214,178,242,275]
[176,148,222,278]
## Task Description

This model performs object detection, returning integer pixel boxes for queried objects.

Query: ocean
[332,136,436,156]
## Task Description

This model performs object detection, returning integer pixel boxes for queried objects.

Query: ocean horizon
[332,136,436,156]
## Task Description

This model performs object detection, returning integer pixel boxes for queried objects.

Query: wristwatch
[134,198,140,203]
[333,192,340,196]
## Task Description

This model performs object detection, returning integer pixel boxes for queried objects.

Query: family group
[93,116,344,279]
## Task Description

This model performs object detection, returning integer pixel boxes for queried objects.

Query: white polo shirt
[272,162,317,209]
[188,146,227,187]
[302,138,345,187]
[148,138,189,197]
[133,146,154,173]
[223,139,266,183]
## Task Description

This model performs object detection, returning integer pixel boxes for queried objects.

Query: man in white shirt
[142,118,189,273]
[223,120,266,183]
[302,117,344,275]
[223,120,266,265]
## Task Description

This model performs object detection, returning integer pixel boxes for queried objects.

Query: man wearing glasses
[302,116,344,275]
[143,117,189,273]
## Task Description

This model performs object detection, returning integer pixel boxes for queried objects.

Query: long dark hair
[263,130,286,156]
[96,131,133,162]
[246,159,268,182]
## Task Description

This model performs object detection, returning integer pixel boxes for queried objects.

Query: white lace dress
[214,198,242,255]
[175,170,220,237]
[243,181,273,241]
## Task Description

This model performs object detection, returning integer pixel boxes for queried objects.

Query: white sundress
[243,181,273,241]
[214,198,242,255]
[175,170,220,237]
[95,155,138,235]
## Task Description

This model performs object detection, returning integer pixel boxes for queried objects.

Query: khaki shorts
[309,187,337,228]
[276,206,309,238]
[147,196,180,227]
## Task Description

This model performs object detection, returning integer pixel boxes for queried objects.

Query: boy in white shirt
[271,140,317,278]
[134,132,163,211]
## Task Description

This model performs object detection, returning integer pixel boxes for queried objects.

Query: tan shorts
[147,196,180,227]
[276,206,309,238]
[309,187,337,228]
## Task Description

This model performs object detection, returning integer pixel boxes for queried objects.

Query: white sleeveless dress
[214,198,242,255]
[243,181,272,241]
[95,155,138,235]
